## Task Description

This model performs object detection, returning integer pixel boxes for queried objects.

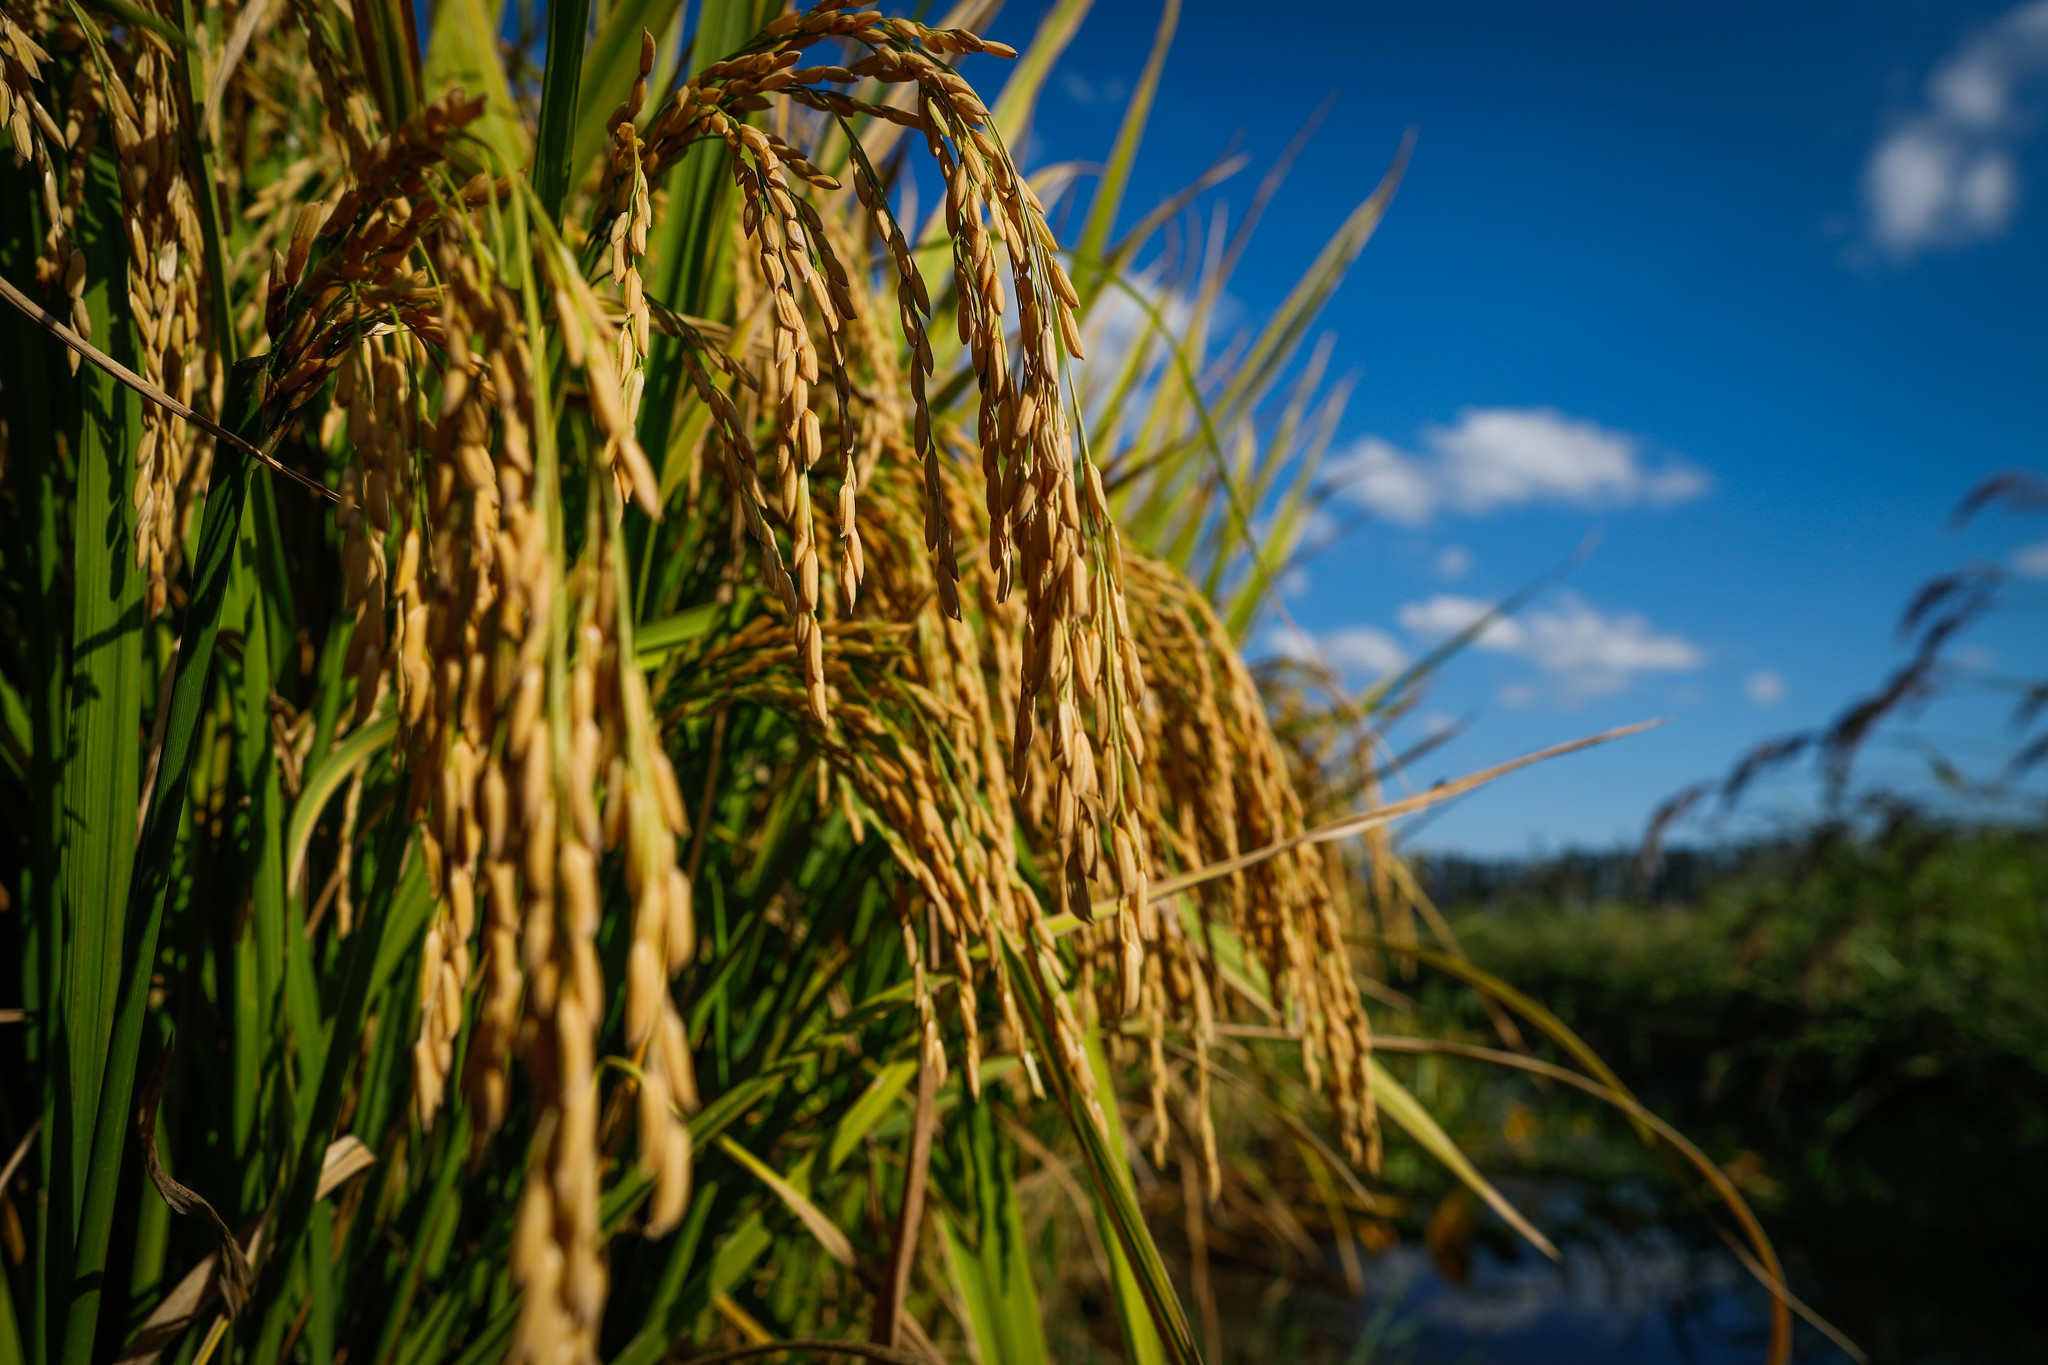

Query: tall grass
[0,3,1800,1364]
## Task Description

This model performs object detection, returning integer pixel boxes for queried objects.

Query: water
[1347,1237,1855,1365]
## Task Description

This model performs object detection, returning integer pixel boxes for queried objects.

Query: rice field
[0,3,1809,1364]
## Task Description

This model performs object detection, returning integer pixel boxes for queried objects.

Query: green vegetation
[1427,816,2048,1362]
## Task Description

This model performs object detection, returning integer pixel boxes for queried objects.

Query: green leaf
[285,711,397,889]
[1212,136,1410,438]
[637,0,771,501]
[78,0,190,48]
[1370,942,1639,1117]
[938,1099,1048,1365]
[635,601,722,669]
[569,0,685,200]
[1368,1059,1559,1262]
[1002,936,1200,1365]
[422,0,529,173]
[826,1059,918,1173]
[55,134,145,1234]
[60,357,261,1365]
[1080,1025,1170,1365]
[533,0,594,220]
[712,1136,852,1267]
[351,0,421,133]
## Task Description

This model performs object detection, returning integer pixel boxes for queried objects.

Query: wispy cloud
[1060,71,1130,107]
[1398,592,1702,697]
[1327,408,1706,525]
[2013,540,2048,577]
[1862,1,2048,259]
[1746,670,1787,706]
[1266,623,1410,682]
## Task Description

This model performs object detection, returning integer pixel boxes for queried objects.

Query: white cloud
[1328,408,1707,525]
[1398,594,1522,646]
[1398,592,1703,697]
[1436,545,1472,579]
[2013,540,2048,577]
[1266,623,1409,681]
[1746,670,1786,706]
[1862,1,2048,259]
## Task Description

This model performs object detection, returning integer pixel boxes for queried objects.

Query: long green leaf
[712,1137,853,1267]
[54,134,144,1264]
[636,0,769,510]
[1367,940,1641,1119]
[285,711,397,888]
[60,359,261,1365]
[827,1059,918,1173]
[570,0,684,195]
[351,0,420,133]
[1213,135,1410,431]
[939,1099,1049,1365]
[1080,1025,1169,1365]
[635,601,722,669]
[1368,1059,1558,1261]
[1002,936,1199,1365]
[422,0,528,172]
[533,0,594,220]
[254,822,421,1365]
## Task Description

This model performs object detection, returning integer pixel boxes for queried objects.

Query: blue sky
[967,0,2048,854]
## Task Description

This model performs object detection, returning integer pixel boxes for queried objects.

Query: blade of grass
[54,135,145,1270]
[421,0,528,171]
[827,1060,919,1173]
[635,0,770,515]
[349,0,420,133]
[533,0,593,221]
[78,0,191,47]
[1367,1060,1558,1261]
[1361,939,1647,1139]
[635,601,722,669]
[938,1098,1048,1365]
[570,0,683,192]
[284,711,396,888]
[1002,935,1199,1365]
[712,1136,854,1269]
[252,819,420,1365]
[1078,1025,1169,1365]
[61,358,265,1365]
[1211,132,1412,434]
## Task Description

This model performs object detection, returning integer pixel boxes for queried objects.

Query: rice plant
[0,2,1811,1364]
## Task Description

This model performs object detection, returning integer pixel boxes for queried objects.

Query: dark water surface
[1352,1238,1850,1365]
